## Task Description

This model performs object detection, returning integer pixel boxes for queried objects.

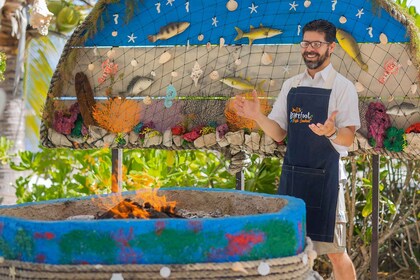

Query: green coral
[383,126,407,152]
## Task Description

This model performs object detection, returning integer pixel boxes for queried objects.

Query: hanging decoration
[249,3,258,14]
[98,59,118,84]
[159,52,172,64]
[30,0,54,35]
[378,59,401,84]
[226,0,238,12]
[190,61,203,87]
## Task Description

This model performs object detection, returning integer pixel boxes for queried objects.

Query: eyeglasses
[300,41,330,49]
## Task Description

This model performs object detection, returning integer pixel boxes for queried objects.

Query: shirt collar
[304,63,333,82]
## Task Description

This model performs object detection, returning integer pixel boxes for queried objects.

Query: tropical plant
[0,52,6,82]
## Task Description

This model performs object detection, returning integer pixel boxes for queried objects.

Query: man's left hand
[308,111,338,137]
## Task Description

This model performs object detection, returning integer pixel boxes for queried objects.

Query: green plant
[0,137,13,165]
[0,52,6,82]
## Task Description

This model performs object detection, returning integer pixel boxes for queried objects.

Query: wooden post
[111,149,123,193]
[235,171,244,191]
[371,154,379,280]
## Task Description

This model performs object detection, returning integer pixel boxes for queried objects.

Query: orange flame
[93,188,176,219]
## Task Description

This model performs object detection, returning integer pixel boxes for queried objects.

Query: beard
[303,49,330,69]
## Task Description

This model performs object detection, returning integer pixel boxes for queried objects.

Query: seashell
[88,63,95,71]
[231,262,248,274]
[143,96,152,105]
[257,261,270,276]
[198,34,204,41]
[354,81,365,92]
[270,79,276,86]
[387,95,394,102]
[130,59,138,67]
[111,30,118,37]
[339,16,347,24]
[171,71,178,77]
[107,49,116,58]
[261,52,273,65]
[150,70,156,76]
[302,254,308,265]
[159,51,171,64]
[411,83,418,94]
[160,266,171,278]
[235,58,242,65]
[304,0,311,8]
[219,37,225,48]
[206,41,211,50]
[407,59,413,66]
[226,0,238,12]
[379,33,388,45]
[209,70,219,80]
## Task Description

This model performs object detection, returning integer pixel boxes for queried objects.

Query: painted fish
[234,24,282,46]
[148,22,190,42]
[125,76,154,96]
[220,77,265,91]
[386,102,419,116]
[336,29,368,72]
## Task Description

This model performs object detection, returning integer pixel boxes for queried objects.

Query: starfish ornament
[249,3,258,14]
[128,33,137,43]
[289,1,298,11]
[356,8,364,18]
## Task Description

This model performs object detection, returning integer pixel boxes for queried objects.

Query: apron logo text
[289,107,313,123]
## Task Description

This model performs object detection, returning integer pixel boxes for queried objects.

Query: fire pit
[0,187,315,279]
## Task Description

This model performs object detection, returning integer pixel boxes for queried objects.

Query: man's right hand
[233,90,262,121]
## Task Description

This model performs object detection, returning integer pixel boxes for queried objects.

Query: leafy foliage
[395,0,420,28]
[8,147,281,203]
[0,137,13,165]
[0,52,6,82]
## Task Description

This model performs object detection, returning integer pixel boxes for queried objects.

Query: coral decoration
[225,91,271,131]
[92,98,141,133]
[216,124,229,138]
[405,123,420,134]
[383,127,407,152]
[378,59,401,84]
[53,103,81,135]
[171,125,185,135]
[98,59,118,84]
[365,102,391,149]
[183,125,204,142]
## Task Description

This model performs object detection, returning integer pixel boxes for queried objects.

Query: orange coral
[225,91,271,131]
[92,98,141,133]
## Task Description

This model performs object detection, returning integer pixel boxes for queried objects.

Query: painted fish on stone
[234,24,282,46]
[124,76,154,96]
[336,29,368,72]
[386,102,419,116]
[220,77,265,91]
[148,22,190,42]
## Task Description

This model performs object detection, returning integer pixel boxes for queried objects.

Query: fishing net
[41,0,420,165]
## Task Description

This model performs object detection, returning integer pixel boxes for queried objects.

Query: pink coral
[365,102,391,149]
[52,103,80,135]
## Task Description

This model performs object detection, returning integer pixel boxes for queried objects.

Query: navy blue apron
[278,69,340,243]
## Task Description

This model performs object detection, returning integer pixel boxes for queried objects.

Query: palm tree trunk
[0,0,29,205]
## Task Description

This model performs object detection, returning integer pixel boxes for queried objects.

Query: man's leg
[327,252,356,280]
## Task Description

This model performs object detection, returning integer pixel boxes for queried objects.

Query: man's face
[301,31,333,70]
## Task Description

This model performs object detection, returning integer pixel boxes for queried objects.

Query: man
[234,19,359,280]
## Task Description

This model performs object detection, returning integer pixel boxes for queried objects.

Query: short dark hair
[302,19,336,43]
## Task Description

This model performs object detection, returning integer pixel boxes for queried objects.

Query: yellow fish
[220,77,265,91]
[148,22,190,42]
[234,24,282,46]
[336,29,368,72]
